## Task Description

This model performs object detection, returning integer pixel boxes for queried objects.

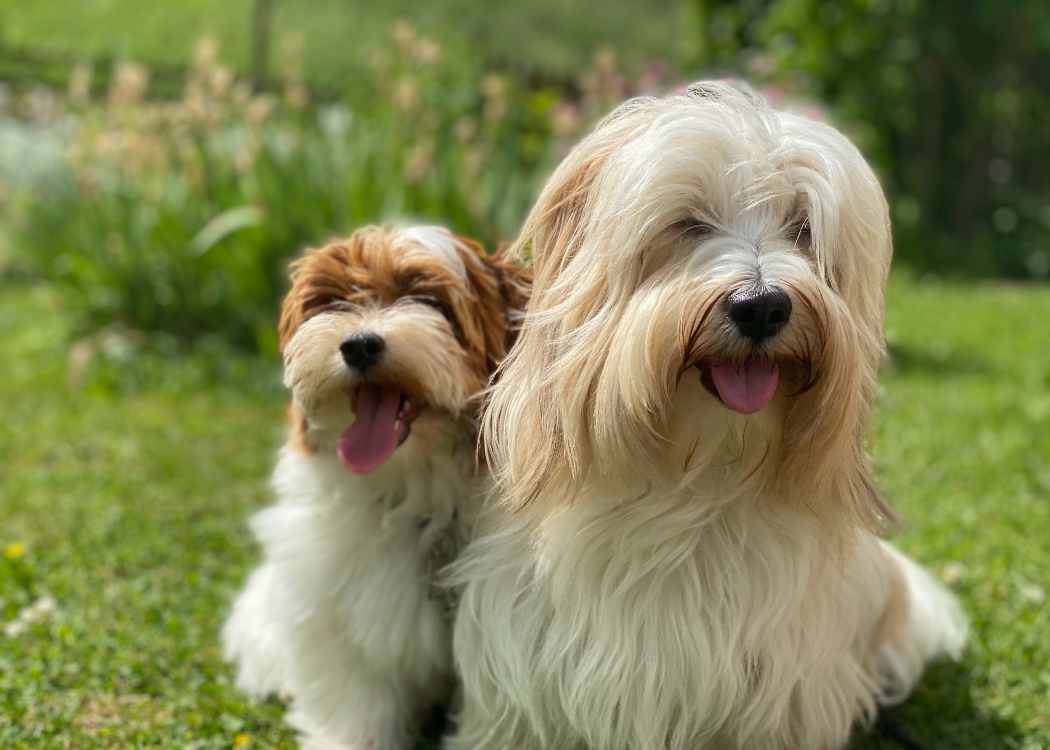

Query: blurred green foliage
[693,0,1050,279]
[3,30,628,353]
[1,2,1047,356]
[0,0,683,90]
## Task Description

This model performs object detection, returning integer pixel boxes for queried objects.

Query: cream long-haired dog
[448,83,967,750]
[221,225,527,750]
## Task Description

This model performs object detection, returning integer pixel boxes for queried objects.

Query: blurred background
[0,2,1047,748]
[1,0,1048,356]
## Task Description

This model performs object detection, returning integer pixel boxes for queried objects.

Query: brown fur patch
[286,401,314,455]
[455,235,532,371]
[277,225,530,438]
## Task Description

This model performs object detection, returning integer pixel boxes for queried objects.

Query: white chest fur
[224,439,480,750]
[451,487,937,750]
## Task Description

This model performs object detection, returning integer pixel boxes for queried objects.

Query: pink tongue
[338,385,402,474]
[709,360,779,414]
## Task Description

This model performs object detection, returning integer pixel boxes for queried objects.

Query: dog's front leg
[284,531,454,750]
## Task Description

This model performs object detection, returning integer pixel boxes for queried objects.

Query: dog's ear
[485,242,532,315]
[446,235,531,379]
[779,293,895,533]
[755,111,895,534]
[481,103,665,509]
[511,98,652,287]
[479,242,532,362]
[277,253,313,354]
[512,151,604,290]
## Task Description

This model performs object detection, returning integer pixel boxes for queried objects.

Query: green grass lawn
[1,275,1048,749]
[0,0,689,91]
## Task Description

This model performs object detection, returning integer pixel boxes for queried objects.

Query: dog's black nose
[727,287,792,342]
[340,333,386,371]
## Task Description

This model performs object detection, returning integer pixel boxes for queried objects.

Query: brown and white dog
[448,83,967,750]
[222,225,527,750]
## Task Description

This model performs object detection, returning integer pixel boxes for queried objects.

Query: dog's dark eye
[417,296,453,320]
[320,298,358,313]
[417,296,466,343]
[306,295,352,314]
[790,218,812,250]
[415,294,457,323]
[672,218,716,238]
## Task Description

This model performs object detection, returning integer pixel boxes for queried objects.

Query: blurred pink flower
[550,102,581,137]
[637,62,669,95]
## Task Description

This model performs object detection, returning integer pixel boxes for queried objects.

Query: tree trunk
[250,0,274,91]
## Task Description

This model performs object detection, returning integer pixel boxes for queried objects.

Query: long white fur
[225,442,473,749]
[447,83,966,750]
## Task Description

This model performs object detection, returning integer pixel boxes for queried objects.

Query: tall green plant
[9,28,623,353]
